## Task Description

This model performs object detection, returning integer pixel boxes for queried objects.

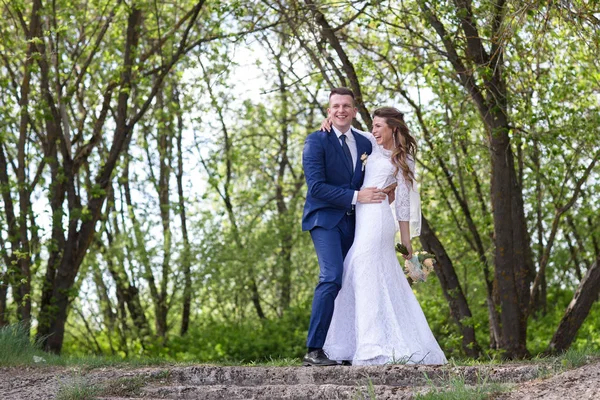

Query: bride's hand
[320,118,332,132]
[402,241,413,260]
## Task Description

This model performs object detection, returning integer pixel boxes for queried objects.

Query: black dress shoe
[341,360,352,366]
[302,349,337,366]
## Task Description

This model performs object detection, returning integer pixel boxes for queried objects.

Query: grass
[2,321,599,400]
[0,322,61,366]
[0,322,173,369]
[1,323,307,369]
[415,374,511,400]
[2,321,598,371]
[244,356,302,366]
[386,351,430,365]
[354,376,377,400]
[415,346,600,400]
[445,345,600,369]
[56,354,169,370]
[539,345,600,370]
[416,368,513,400]
[55,377,101,400]
[55,371,171,400]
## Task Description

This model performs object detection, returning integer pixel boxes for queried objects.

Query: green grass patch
[529,345,600,378]
[57,354,170,370]
[416,372,512,400]
[0,321,302,369]
[354,376,377,400]
[244,356,302,367]
[446,344,600,369]
[0,322,61,366]
[96,375,150,397]
[0,323,174,368]
[56,371,171,400]
[55,377,100,400]
[541,345,600,370]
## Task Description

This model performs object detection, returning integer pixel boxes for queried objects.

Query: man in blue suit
[302,87,386,366]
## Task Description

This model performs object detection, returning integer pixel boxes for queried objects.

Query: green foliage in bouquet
[395,243,436,263]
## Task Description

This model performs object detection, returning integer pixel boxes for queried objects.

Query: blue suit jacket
[302,128,373,231]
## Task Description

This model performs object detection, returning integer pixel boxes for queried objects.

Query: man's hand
[357,187,386,203]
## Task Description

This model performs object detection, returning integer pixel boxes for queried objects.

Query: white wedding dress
[323,132,447,365]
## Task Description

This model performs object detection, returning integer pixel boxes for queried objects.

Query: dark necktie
[340,134,354,175]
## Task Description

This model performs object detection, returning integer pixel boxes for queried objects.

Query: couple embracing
[302,88,447,366]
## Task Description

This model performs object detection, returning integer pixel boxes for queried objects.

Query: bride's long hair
[373,107,416,186]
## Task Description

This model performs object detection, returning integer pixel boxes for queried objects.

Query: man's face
[327,94,357,131]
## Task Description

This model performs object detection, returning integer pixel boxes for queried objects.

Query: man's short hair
[329,87,355,100]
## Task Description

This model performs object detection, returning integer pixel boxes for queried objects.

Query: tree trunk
[26,0,206,353]
[397,83,503,351]
[37,4,143,353]
[420,215,482,357]
[174,87,193,336]
[274,36,293,312]
[0,143,19,327]
[0,275,7,327]
[419,0,532,358]
[156,85,172,340]
[489,126,530,358]
[547,258,600,354]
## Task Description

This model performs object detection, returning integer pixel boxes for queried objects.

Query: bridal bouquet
[395,244,435,282]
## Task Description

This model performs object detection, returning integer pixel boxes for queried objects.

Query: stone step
[141,383,418,400]
[97,398,166,400]
[165,364,545,387]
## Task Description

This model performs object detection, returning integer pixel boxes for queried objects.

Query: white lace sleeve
[395,156,421,238]
[395,169,411,222]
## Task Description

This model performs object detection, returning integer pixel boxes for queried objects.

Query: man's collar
[332,125,352,138]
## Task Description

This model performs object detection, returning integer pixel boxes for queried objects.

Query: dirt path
[0,360,598,399]
[499,359,600,399]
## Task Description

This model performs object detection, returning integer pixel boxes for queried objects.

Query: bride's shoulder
[352,128,372,139]
[352,128,376,147]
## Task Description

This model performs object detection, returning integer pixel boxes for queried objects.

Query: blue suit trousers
[306,214,355,349]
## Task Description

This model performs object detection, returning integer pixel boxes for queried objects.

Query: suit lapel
[351,129,372,187]
[351,129,366,176]
[328,132,353,176]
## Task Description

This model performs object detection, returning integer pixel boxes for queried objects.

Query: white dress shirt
[332,126,359,205]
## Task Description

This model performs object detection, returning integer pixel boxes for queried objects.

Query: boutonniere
[360,153,368,171]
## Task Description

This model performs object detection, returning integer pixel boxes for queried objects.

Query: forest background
[0,0,599,362]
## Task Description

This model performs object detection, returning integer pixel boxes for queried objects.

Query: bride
[323,107,447,366]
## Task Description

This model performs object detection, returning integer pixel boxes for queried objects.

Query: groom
[302,87,386,366]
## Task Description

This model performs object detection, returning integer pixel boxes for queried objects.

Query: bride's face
[372,116,394,150]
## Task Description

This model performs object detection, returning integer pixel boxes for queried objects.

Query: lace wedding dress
[323,132,447,366]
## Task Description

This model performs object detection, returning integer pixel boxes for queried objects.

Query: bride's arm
[398,221,412,260]
[395,158,416,258]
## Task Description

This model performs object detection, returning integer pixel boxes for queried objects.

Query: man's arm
[304,133,386,205]
[303,134,354,208]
